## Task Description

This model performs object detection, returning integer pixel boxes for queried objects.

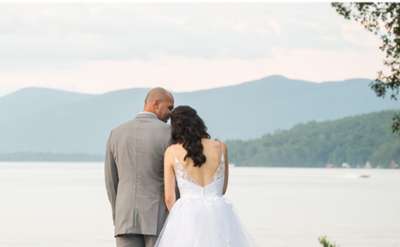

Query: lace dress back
[173,149,225,199]
[155,142,256,247]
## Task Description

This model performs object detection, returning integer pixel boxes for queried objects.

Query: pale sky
[0,3,382,96]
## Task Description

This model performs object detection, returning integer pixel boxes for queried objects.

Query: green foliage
[332,3,400,134]
[226,110,400,167]
[319,236,338,247]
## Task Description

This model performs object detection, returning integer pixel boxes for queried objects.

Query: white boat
[341,162,350,168]
[364,161,372,169]
[389,160,399,169]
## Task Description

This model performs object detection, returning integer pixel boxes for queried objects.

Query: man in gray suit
[105,87,174,247]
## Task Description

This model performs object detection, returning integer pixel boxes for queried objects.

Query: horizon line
[0,74,372,98]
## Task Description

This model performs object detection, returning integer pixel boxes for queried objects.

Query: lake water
[0,162,399,247]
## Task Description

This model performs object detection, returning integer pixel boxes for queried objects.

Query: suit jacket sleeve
[104,130,119,224]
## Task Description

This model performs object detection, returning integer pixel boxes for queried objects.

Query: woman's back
[157,140,255,247]
[156,105,256,247]
[171,138,227,188]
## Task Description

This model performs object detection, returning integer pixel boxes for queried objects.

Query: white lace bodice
[174,153,225,199]
[155,146,256,247]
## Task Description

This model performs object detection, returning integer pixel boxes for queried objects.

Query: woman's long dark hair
[170,105,210,167]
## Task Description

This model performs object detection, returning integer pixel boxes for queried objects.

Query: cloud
[0,46,382,95]
[0,3,378,63]
[0,3,383,94]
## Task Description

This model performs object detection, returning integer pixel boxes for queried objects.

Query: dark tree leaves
[332,2,400,134]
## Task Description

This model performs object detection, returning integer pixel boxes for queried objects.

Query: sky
[0,3,382,96]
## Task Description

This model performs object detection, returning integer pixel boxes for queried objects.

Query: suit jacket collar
[136,111,158,120]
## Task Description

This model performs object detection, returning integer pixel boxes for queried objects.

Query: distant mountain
[226,110,400,168]
[0,87,93,123]
[0,75,399,155]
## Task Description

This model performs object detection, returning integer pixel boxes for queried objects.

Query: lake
[0,162,399,247]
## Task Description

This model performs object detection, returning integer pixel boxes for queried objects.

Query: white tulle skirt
[155,196,256,247]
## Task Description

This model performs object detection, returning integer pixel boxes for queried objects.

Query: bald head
[144,87,174,122]
[144,87,172,104]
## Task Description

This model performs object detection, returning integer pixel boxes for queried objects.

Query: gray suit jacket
[104,112,171,237]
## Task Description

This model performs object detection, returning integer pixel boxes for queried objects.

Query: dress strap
[218,140,225,164]
[210,140,225,181]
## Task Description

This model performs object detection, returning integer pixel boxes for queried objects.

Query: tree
[319,236,339,247]
[332,3,400,134]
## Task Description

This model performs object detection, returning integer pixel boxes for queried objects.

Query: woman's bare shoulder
[202,139,227,156]
[208,139,227,149]
[165,143,184,155]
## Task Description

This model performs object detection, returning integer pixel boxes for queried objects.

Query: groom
[105,87,174,247]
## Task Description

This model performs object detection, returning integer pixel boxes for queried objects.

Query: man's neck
[139,111,157,117]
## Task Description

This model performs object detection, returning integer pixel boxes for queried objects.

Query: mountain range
[0,75,398,155]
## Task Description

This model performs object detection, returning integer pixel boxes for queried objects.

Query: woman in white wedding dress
[155,105,256,247]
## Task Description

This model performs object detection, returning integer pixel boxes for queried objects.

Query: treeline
[226,110,400,168]
[1,110,399,167]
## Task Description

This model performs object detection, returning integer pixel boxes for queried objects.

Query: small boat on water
[389,160,399,169]
[341,162,351,168]
[364,161,372,169]
[359,174,370,178]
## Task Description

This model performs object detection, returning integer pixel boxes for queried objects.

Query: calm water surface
[0,162,399,247]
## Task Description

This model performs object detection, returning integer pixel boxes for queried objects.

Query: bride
[155,105,256,247]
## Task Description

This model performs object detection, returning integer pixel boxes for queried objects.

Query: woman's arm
[222,142,229,195]
[164,146,177,211]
